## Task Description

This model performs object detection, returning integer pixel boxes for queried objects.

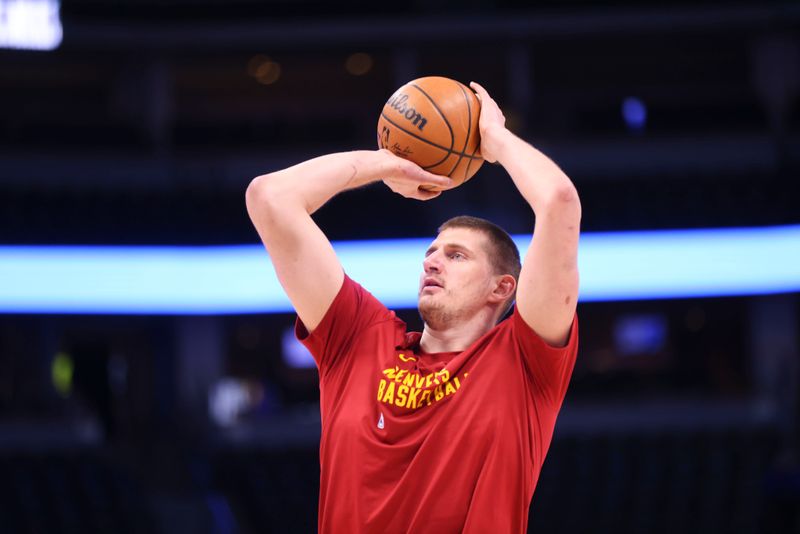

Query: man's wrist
[346,150,384,188]
[488,127,518,165]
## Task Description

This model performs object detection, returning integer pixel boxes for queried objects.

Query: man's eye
[450,252,465,260]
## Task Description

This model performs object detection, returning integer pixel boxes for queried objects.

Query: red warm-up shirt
[296,276,578,534]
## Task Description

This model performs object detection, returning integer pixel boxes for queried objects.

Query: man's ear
[489,274,516,303]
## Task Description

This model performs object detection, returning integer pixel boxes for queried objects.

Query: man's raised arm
[245,149,452,332]
[471,82,581,347]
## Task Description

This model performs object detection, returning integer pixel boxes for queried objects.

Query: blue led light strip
[1,225,798,314]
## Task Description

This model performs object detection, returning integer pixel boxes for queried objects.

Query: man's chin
[418,294,440,312]
[419,301,451,330]
[418,299,432,317]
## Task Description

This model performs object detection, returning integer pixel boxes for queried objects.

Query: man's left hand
[470,81,509,164]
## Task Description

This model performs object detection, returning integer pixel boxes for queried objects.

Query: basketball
[377,76,484,190]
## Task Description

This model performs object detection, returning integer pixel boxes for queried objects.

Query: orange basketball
[377,76,483,190]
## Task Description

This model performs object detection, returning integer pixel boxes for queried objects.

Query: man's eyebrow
[425,242,474,257]
[447,241,473,252]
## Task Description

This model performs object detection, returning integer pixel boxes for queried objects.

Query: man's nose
[423,252,441,273]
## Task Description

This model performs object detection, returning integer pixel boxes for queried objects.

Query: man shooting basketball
[245,82,581,533]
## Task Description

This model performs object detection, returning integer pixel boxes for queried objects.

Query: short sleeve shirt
[297,275,579,534]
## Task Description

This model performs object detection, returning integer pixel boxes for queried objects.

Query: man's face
[418,227,497,329]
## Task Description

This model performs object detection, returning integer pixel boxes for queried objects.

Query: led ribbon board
[0,0,62,50]
[1,225,798,314]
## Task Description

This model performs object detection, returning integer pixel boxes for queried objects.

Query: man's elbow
[245,174,270,209]
[246,173,290,215]
[542,182,582,221]
[553,180,580,204]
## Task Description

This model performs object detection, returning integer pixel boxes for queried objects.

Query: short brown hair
[438,215,521,317]
[438,215,521,279]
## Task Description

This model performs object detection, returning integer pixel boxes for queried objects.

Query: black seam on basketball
[409,83,455,153]
[447,82,472,177]
[421,158,453,172]
[379,112,483,161]
[464,141,482,183]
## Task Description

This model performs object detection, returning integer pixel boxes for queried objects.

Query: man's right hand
[376,149,453,201]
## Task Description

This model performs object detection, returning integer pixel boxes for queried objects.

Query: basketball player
[245,82,580,533]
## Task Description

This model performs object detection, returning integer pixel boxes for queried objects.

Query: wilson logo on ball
[387,93,428,131]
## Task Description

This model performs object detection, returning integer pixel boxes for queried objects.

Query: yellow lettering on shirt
[395,385,408,407]
[382,381,396,404]
[383,367,398,380]
[406,387,421,409]
[437,369,450,383]
[376,367,468,411]
[420,390,432,406]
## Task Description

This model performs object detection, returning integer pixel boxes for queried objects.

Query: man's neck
[419,309,498,353]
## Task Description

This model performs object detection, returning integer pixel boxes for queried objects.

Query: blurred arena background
[1,0,799,532]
